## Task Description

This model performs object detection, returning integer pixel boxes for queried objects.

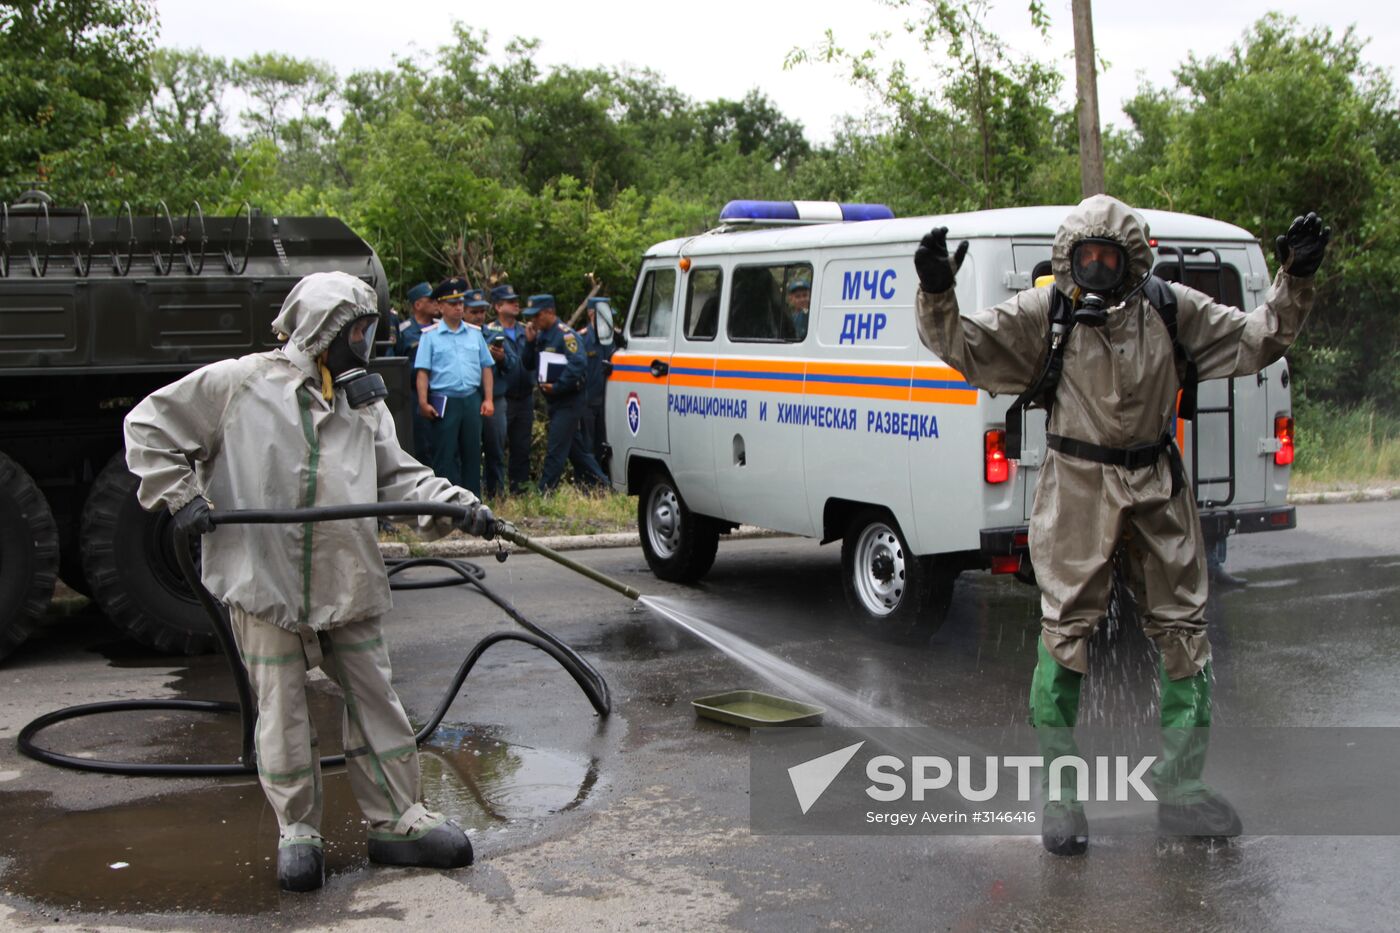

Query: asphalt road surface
[1,501,1398,931]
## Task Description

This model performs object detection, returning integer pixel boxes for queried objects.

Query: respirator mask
[1069,238,1129,327]
[325,313,389,408]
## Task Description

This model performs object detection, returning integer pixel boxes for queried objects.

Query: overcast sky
[154,0,1396,142]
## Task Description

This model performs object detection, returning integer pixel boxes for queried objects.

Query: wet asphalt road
[1,501,1398,930]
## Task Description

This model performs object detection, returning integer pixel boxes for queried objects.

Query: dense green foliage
[3,1,1396,414]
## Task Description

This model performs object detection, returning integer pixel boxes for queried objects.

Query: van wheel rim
[854,522,904,617]
[647,485,682,559]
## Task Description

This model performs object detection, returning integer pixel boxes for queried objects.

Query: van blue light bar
[719,200,895,225]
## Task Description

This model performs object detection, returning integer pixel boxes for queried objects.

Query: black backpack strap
[1006,288,1073,460]
[1143,276,1198,421]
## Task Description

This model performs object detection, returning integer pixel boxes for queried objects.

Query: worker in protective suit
[913,195,1328,855]
[124,272,496,892]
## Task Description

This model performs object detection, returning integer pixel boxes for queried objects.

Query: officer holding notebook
[521,293,609,492]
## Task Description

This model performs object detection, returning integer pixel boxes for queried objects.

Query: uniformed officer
[414,278,494,495]
[578,296,616,467]
[521,294,609,492]
[396,281,438,464]
[481,300,515,500]
[491,284,535,494]
[786,279,811,340]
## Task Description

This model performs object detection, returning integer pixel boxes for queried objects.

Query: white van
[604,201,1297,639]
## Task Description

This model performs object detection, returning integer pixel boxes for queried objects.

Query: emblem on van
[626,392,641,436]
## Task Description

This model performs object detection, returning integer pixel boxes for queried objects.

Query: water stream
[638,595,910,728]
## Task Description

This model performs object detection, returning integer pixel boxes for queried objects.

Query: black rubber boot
[1158,791,1243,838]
[277,843,325,893]
[1041,802,1089,856]
[368,820,474,869]
[1209,564,1248,588]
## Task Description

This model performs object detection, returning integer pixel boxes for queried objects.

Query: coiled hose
[18,501,612,777]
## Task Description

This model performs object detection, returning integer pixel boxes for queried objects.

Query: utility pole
[1071,0,1106,196]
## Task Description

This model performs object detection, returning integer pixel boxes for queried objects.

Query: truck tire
[80,454,214,655]
[840,508,953,643]
[0,452,60,661]
[637,470,719,583]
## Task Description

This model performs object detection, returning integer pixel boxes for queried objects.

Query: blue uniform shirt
[581,325,615,404]
[414,320,494,398]
[483,323,515,398]
[523,322,588,401]
[396,317,433,358]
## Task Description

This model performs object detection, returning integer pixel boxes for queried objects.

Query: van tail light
[1274,415,1295,466]
[985,429,1009,484]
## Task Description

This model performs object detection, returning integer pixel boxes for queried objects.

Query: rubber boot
[1153,662,1242,838]
[1208,563,1248,588]
[277,842,325,893]
[368,819,474,869]
[1030,640,1088,856]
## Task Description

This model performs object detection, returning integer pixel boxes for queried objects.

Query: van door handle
[650,359,669,377]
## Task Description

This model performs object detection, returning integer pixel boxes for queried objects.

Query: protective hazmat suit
[913,195,1325,854]
[124,271,484,891]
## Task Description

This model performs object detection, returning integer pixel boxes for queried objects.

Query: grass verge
[1292,400,1400,492]
[379,486,635,546]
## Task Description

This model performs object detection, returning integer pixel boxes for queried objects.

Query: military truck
[0,191,412,660]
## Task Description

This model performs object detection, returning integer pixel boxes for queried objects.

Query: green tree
[0,0,157,199]
[1111,14,1400,408]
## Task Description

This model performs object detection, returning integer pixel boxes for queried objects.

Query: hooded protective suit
[125,271,474,631]
[123,271,476,879]
[915,195,1314,681]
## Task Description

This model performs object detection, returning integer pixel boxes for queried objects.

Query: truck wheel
[637,471,718,583]
[0,452,60,661]
[80,454,214,655]
[841,509,952,643]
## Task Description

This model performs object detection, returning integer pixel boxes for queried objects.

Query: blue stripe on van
[910,378,974,391]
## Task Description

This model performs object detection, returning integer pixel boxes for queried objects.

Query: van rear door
[1009,242,1053,521]
[1155,246,1265,508]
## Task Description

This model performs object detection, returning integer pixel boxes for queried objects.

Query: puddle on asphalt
[0,721,601,915]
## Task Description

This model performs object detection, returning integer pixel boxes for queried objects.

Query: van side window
[1154,261,1244,308]
[629,268,677,339]
[684,268,722,341]
[727,262,814,343]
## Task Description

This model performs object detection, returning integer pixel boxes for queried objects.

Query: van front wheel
[841,509,952,643]
[638,472,718,583]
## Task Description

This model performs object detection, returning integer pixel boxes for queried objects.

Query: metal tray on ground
[692,690,825,728]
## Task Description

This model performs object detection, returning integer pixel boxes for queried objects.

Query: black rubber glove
[914,226,970,294]
[456,502,497,540]
[1274,212,1331,278]
[172,497,215,536]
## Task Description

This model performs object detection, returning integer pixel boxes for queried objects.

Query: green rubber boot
[1030,640,1088,856]
[1153,662,1241,838]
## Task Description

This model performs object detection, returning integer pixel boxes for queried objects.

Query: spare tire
[80,453,213,655]
[0,451,60,661]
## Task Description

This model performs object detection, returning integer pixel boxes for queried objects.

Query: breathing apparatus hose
[18,501,616,778]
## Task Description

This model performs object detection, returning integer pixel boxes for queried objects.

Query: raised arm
[912,227,1052,394]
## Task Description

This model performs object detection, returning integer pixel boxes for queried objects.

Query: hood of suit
[1051,194,1155,299]
[271,271,380,359]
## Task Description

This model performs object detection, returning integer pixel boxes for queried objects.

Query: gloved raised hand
[914,226,970,294]
[1274,212,1331,278]
[455,502,496,540]
[172,496,216,536]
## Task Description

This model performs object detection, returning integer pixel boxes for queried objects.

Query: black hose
[18,503,611,777]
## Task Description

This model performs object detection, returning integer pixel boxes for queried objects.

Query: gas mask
[1069,238,1129,327]
[324,313,388,408]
